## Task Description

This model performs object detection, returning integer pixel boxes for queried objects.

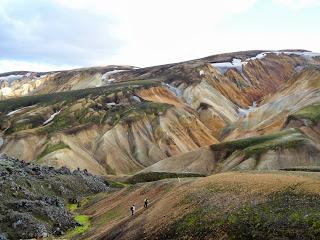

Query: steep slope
[0,80,218,175]
[0,50,320,176]
[226,66,320,140]
[143,127,320,175]
[71,171,320,240]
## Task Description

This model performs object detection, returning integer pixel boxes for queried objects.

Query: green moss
[290,104,320,124]
[39,113,74,134]
[66,203,78,212]
[64,215,90,239]
[158,207,222,239]
[108,102,170,126]
[66,196,94,214]
[127,172,205,184]
[1,79,169,136]
[157,190,320,240]
[225,190,320,239]
[0,79,160,113]
[243,134,305,157]
[5,114,44,134]
[211,128,306,157]
[109,181,130,188]
[37,141,70,159]
[281,166,320,172]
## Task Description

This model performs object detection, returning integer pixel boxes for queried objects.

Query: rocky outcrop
[0,154,109,239]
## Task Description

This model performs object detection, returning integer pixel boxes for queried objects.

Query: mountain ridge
[0,49,319,176]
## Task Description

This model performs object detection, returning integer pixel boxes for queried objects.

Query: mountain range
[1,50,320,239]
[0,50,319,176]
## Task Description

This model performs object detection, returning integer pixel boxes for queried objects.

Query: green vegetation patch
[0,79,160,113]
[2,82,170,135]
[290,104,320,124]
[126,172,205,184]
[281,166,320,172]
[38,112,75,134]
[157,190,320,240]
[211,128,306,157]
[37,141,70,159]
[66,195,95,213]
[64,215,90,239]
[109,181,130,188]
[66,203,78,212]
[5,114,44,134]
[157,206,224,240]
[225,190,320,239]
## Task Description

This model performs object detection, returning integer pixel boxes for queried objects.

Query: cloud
[0,0,257,71]
[273,0,320,9]
[0,59,77,73]
[54,0,258,66]
[0,0,319,72]
[0,0,121,66]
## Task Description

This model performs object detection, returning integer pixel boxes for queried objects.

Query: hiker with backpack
[130,204,136,215]
[144,198,149,208]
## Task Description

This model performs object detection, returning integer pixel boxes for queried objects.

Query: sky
[0,0,320,72]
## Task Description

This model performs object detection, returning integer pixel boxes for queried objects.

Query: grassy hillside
[289,104,320,124]
[0,79,160,113]
[211,128,306,157]
[0,79,170,135]
[68,171,320,240]
[126,172,205,184]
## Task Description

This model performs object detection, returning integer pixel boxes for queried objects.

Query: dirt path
[98,203,151,240]
[79,178,192,240]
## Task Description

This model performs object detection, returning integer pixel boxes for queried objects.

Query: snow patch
[162,83,182,97]
[294,65,304,72]
[43,110,61,125]
[238,101,257,117]
[106,102,116,106]
[212,50,320,76]
[101,69,126,83]
[0,72,37,86]
[248,52,268,61]
[211,58,245,75]
[131,96,141,102]
[0,74,26,84]
[7,107,27,116]
[274,51,320,60]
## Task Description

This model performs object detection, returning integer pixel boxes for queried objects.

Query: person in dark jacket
[144,198,149,208]
[130,204,136,215]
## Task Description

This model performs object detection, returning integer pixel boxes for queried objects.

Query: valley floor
[69,171,320,240]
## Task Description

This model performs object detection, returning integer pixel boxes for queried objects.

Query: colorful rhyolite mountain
[0,50,320,175]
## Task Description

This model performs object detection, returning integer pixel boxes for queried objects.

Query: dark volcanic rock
[0,154,109,239]
[0,233,8,240]
[10,212,48,239]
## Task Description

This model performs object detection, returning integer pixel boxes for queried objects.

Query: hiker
[130,204,136,215]
[144,198,149,208]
